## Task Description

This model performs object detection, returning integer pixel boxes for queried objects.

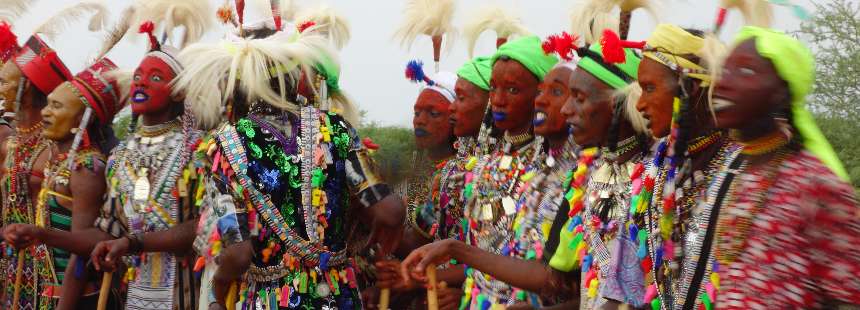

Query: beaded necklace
[459,134,547,307]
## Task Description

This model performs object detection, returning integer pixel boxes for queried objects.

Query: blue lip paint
[414,128,429,137]
[492,112,507,121]
[533,118,545,126]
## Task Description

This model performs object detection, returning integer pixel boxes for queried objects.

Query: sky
[8,0,819,127]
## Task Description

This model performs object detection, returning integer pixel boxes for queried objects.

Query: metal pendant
[133,168,150,202]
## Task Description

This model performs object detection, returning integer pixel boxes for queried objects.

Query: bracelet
[126,233,144,255]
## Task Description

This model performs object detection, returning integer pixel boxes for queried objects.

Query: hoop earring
[771,111,793,141]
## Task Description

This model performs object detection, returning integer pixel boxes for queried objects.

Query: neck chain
[503,130,533,147]
[602,136,640,160]
[734,129,789,156]
[16,121,43,136]
[138,118,181,138]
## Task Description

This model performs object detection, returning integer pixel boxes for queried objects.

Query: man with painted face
[617,24,739,310]
[0,33,73,310]
[399,35,560,309]
[87,3,212,308]
[704,27,860,309]
[400,39,651,310]
[3,57,124,309]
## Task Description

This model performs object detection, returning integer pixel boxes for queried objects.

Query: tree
[797,0,860,187]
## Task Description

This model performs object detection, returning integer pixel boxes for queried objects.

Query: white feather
[134,0,213,48]
[570,0,660,44]
[34,0,109,41]
[173,33,337,130]
[393,0,457,51]
[0,0,39,23]
[295,5,351,50]
[462,5,530,57]
[721,0,772,27]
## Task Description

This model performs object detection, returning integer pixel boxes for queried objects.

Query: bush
[357,123,417,186]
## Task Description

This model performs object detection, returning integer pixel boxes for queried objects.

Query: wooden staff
[426,266,438,310]
[97,272,112,310]
[12,250,25,310]
[378,288,390,310]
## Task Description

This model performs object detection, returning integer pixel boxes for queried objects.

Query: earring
[771,111,793,141]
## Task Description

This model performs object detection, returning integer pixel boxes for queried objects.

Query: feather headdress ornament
[295,5,351,50]
[716,0,773,30]
[463,5,530,57]
[542,32,580,62]
[0,0,40,23]
[571,0,659,44]
[173,32,337,129]
[393,0,456,72]
[133,0,213,49]
[34,0,109,41]
[0,21,18,62]
[94,5,136,61]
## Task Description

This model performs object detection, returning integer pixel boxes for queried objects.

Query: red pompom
[542,32,579,61]
[362,137,380,150]
[601,29,626,64]
[235,0,245,24]
[138,21,159,50]
[297,21,316,33]
[0,22,19,62]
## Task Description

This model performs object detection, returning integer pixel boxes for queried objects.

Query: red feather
[715,8,728,31]
[298,21,316,33]
[0,22,19,62]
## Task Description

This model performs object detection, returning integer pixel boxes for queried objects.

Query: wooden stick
[12,250,25,310]
[378,288,390,310]
[426,267,438,310]
[97,272,112,310]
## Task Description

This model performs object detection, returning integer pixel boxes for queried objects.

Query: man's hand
[376,260,423,292]
[400,239,459,283]
[91,237,130,272]
[436,281,462,310]
[366,196,405,256]
[3,224,41,248]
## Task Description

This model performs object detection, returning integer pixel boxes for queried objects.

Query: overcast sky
[10,0,819,126]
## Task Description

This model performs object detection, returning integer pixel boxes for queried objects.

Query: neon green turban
[735,26,849,181]
[492,35,559,80]
[577,43,641,89]
[457,56,493,91]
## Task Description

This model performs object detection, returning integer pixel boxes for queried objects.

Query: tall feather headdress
[393,0,457,72]
[0,0,40,23]
[570,0,659,44]
[173,32,337,129]
[133,0,213,48]
[94,6,136,61]
[463,5,530,58]
[716,0,773,31]
[34,0,109,41]
[295,5,351,50]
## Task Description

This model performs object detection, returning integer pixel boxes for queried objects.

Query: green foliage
[797,0,860,189]
[357,123,417,186]
[113,114,131,141]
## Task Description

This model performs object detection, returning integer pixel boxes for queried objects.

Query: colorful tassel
[0,22,19,62]
[542,32,580,61]
[600,29,646,64]
[404,59,435,86]
[138,21,159,50]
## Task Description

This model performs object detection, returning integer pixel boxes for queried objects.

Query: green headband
[492,35,559,80]
[576,43,640,89]
[734,26,849,181]
[457,56,493,91]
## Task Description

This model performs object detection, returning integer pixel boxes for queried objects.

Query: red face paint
[130,56,177,115]
[489,60,539,132]
[412,89,454,150]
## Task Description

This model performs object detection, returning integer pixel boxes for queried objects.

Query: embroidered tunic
[713,150,860,309]
[1,133,50,310]
[94,122,205,310]
[458,137,555,308]
[195,108,390,309]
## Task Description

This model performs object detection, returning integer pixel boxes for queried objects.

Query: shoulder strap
[682,154,745,310]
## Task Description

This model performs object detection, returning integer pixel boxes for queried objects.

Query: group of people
[0,0,857,309]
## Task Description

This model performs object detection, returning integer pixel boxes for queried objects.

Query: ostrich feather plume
[463,5,530,57]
